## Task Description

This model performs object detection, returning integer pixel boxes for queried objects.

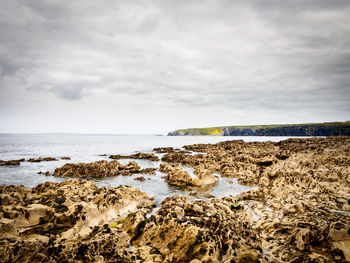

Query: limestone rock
[153,147,174,153]
[53,160,141,178]
[159,164,218,187]
[0,179,151,262]
[110,152,159,161]
[133,196,263,262]
[159,164,193,186]
[27,157,58,162]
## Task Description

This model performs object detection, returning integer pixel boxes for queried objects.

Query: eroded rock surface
[0,179,151,263]
[159,136,350,261]
[1,136,350,262]
[159,164,218,187]
[110,152,159,161]
[153,147,174,153]
[131,196,262,262]
[53,160,141,178]
[139,168,157,175]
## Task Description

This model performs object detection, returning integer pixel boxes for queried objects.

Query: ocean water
[0,134,301,203]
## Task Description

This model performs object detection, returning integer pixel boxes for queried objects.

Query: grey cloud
[0,0,350,133]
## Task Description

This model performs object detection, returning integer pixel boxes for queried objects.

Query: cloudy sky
[0,0,349,134]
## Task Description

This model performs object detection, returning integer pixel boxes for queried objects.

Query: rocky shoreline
[1,136,350,262]
[168,122,350,136]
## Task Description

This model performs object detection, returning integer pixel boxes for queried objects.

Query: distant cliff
[168,122,350,136]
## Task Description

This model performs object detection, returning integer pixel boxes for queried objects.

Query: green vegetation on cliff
[168,122,350,136]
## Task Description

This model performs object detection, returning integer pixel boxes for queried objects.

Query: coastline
[168,121,350,136]
[0,136,349,262]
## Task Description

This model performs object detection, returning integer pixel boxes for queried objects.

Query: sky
[0,0,349,134]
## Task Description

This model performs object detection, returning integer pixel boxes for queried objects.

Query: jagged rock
[121,209,148,240]
[52,160,141,178]
[153,147,174,153]
[0,179,151,263]
[27,157,58,162]
[159,164,193,186]
[158,137,350,261]
[191,166,219,186]
[109,152,159,161]
[161,152,188,163]
[139,168,157,175]
[0,159,25,166]
[1,136,350,262]
[133,196,263,262]
[159,164,218,187]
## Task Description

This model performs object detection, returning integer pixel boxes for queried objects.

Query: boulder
[159,164,218,187]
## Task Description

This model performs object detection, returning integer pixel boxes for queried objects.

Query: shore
[1,136,349,262]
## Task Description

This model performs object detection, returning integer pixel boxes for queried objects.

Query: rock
[159,164,218,187]
[0,179,151,262]
[52,160,141,178]
[60,156,71,160]
[133,196,263,262]
[134,176,148,181]
[161,152,187,163]
[139,168,157,175]
[159,164,193,186]
[158,137,350,262]
[153,147,174,153]
[109,152,159,161]
[27,157,58,162]
[121,210,148,240]
[1,136,350,262]
[0,159,25,166]
[191,166,219,186]
[38,171,50,176]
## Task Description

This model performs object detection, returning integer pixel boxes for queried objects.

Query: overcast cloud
[0,0,349,134]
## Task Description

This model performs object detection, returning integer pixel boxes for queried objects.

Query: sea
[0,134,302,204]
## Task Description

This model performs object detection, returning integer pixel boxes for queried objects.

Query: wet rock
[153,147,174,153]
[134,176,149,181]
[160,164,193,186]
[191,166,219,186]
[27,157,58,162]
[139,168,157,175]
[0,159,25,166]
[53,160,141,178]
[38,171,50,176]
[161,152,188,163]
[158,136,350,262]
[1,136,350,262]
[109,152,159,161]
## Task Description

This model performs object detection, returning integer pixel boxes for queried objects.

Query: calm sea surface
[0,134,305,203]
